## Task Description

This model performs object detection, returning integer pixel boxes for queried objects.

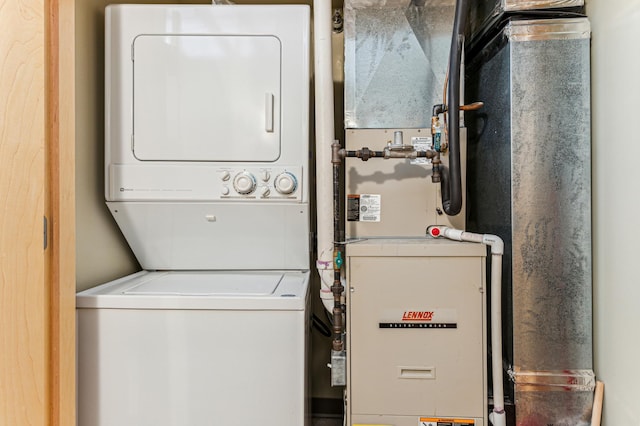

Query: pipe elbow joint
[483,234,504,255]
[442,200,462,216]
[489,411,506,426]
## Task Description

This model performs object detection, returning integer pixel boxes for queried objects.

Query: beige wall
[76,0,151,290]
[76,0,237,291]
[588,0,640,424]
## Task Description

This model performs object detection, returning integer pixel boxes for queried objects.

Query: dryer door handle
[265,92,274,133]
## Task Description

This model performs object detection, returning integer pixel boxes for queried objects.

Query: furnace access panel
[346,238,487,426]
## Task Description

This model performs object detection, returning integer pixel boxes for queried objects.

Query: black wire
[312,313,332,338]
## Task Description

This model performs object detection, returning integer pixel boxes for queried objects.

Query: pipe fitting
[331,140,342,164]
[432,103,446,117]
[359,147,372,161]
[483,234,504,255]
[332,8,343,33]
[431,155,442,183]
[489,411,507,426]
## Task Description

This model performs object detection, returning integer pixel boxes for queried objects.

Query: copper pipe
[460,101,484,111]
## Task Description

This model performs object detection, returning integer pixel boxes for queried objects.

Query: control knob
[274,172,298,195]
[233,171,257,195]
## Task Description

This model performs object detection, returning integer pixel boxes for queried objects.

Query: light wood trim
[0,0,75,423]
[0,0,48,424]
[47,0,76,424]
[591,381,604,426]
[57,0,77,422]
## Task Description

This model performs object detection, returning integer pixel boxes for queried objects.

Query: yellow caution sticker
[419,418,475,426]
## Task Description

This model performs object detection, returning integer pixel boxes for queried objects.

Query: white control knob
[261,170,271,182]
[220,170,231,181]
[274,172,298,195]
[261,187,271,197]
[221,186,230,196]
[233,172,257,195]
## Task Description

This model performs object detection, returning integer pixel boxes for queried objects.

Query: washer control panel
[217,166,303,200]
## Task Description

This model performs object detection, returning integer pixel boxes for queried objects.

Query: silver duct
[466,18,594,425]
[344,0,456,129]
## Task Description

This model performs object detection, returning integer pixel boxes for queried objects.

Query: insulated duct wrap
[466,18,593,425]
[344,0,456,129]
[468,0,585,42]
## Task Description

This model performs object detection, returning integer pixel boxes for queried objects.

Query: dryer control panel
[221,167,301,199]
[109,164,303,201]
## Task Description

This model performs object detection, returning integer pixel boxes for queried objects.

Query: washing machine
[77,270,309,425]
[77,5,311,426]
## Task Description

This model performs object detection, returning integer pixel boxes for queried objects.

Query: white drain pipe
[427,226,506,426]
[314,0,336,312]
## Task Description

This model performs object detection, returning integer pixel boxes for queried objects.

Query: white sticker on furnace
[411,136,432,165]
[349,194,381,222]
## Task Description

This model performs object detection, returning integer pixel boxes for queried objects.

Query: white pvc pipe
[428,226,506,426]
[313,0,336,312]
[488,252,506,426]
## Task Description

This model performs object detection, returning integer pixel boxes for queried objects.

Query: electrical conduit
[427,226,506,426]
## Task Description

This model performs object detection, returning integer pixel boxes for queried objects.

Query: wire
[312,313,332,338]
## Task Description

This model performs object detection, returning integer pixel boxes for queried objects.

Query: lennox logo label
[379,308,458,329]
[402,311,434,321]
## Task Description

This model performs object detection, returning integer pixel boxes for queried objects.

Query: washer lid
[124,271,283,296]
[76,270,309,310]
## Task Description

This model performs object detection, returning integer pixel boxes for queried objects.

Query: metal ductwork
[466,17,594,425]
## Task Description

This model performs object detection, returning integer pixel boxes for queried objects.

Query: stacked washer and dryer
[77,5,311,425]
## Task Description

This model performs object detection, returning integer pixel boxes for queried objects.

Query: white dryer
[77,5,311,426]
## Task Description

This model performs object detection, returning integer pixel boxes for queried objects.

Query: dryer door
[132,34,281,162]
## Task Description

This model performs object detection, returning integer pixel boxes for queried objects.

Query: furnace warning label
[347,194,381,222]
[419,418,475,426]
[411,136,432,165]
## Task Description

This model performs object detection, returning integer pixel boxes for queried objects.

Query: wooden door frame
[0,0,74,423]
[47,0,75,424]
